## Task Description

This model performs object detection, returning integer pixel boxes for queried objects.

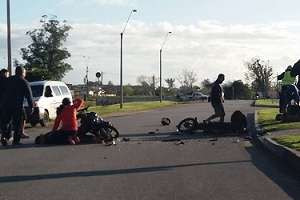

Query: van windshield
[31,85,44,98]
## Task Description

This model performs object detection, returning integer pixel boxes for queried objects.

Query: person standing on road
[0,66,33,146]
[0,69,9,137]
[204,74,225,123]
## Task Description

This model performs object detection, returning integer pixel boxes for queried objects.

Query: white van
[25,81,73,126]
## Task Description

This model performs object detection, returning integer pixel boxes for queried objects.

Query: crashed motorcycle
[177,110,247,135]
[77,107,119,143]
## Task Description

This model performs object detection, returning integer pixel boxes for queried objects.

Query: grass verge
[255,99,279,107]
[273,135,300,151]
[257,108,300,132]
[89,101,178,116]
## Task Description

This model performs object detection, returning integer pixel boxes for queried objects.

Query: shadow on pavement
[0,160,251,184]
[245,112,300,199]
[245,144,300,199]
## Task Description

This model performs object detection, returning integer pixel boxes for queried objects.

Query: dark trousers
[279,85,300,113]
[1,107,24,143]
[43,130,77,145]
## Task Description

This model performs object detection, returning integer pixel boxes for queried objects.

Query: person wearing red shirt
[35,98,84,145]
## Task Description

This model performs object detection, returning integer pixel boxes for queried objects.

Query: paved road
[0,101,299,200]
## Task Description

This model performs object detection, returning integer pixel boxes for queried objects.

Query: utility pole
[86,66,89,100]
[152,75,156,96]
[7,0,12,75]
[101,72,104,86]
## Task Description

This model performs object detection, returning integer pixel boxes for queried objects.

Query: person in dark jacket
[204,74,225,123]
[1,66,33,146]
[0,68,9,103]
[0,68,9,137]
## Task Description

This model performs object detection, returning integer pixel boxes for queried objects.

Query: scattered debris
[155,129,160,132]
[175,140,185,145]
[122,137,130,142]
[161,138,181,142]
[104,157,107,160]
[209,138,218,142]
[161,117,171,126]
[211,142,215,146]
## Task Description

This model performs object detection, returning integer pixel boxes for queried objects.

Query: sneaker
[67,136,76,145]
[12,141,22,146]
[21,132,30,139]
[73,136,80,144]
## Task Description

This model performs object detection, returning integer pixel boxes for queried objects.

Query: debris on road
[161,138,181,142]
[209,138,218,142]
[122,137,130,142]
[175,140,185,145]
[161,117,171,126]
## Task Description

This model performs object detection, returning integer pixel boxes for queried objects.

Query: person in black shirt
[0,69,9,137]
[0,68,9,104]
[204,74,225,123]
[1,66,33,146]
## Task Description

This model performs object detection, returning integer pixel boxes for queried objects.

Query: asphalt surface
[0,100,300,200]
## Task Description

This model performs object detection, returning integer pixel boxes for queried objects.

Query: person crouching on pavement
[36,98,84,145]
[204,74,225,123]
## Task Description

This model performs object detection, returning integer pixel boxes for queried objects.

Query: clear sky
[1,0,300,85]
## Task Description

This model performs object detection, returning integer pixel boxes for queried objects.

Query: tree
[17,15,72,81]
[223,80,252,100]
[245,58,273,97]
[165,78,175,89]
[137,75,157,96]
[177,69,198,89]
[200,79,212,94]
[123,85,134,96]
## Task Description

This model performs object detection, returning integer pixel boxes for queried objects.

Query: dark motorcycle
[77,107,119,143]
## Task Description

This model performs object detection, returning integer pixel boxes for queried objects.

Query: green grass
[257,108,300,132]
[89,101,178,116]
[255,99,279,107]
[273,135,300,151]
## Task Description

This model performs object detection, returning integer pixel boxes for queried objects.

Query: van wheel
[40,111,50,127]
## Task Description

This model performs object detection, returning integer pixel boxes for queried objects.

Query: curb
[254,110,300,173]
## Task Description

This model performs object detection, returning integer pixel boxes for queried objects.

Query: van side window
[52,86,62,96]
[45,86,53,97]
[59,86,70,95]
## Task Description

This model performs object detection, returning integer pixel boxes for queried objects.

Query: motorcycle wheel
[177,118,197,133]
[103,125,120,138]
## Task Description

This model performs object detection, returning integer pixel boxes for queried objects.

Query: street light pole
[120,32,123,108]
[7,0,12,75]
[120,9,137,109]
[159,32,172,103]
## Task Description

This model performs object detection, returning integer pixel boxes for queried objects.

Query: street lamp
[120,9,137,109]
[7,0,12,75]
[160,31,172,103]
[83,56,90,101]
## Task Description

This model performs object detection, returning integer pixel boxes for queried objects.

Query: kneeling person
[36,98,84,145]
